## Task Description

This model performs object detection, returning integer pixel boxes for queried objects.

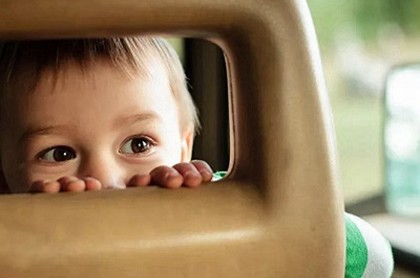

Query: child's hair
[0,37,199,134]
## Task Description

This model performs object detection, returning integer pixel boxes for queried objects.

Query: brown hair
[0,37,199,134]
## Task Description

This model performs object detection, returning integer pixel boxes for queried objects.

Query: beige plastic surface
[0,0,344,277]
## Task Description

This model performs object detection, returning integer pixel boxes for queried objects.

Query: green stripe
[212,171,227,181]
[345,215,368,278]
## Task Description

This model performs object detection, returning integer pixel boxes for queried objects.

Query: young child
[0,38,213,193]
[0,38,393,277]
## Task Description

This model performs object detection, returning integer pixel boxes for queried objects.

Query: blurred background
[308,0,420,204]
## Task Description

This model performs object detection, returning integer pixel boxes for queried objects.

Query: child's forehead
[11,56,169,101]
[30,58,171,99]
[46,57,167,83]
[4,59,177,126]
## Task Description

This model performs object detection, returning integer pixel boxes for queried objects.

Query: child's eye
[120,136,154,155]
[38,146,76,162]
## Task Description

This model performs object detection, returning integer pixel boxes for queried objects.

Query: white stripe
[347,214,394,278]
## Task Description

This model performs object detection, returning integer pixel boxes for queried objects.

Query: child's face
[0,61,193,193]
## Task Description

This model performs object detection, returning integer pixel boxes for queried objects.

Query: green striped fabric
[345,214,368,277]
[211,171,226,181]
[345,214,393,277]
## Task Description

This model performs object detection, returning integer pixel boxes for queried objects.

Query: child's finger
[57,176,78,185]
[83,177,102,191]
[191,160,213,182]
[30,180,60,193]
[150,166,183,189]
[173,162,202,188]
[127,174,151,187]
[58,176,86,192]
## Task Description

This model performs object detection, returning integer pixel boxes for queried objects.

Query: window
[308,0,420,204]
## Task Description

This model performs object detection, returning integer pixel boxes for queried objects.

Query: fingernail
[185,171,195,178]
[168,171,180,179]
[200,170,211,177]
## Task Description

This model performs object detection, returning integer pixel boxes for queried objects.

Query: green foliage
[308,0,420,47]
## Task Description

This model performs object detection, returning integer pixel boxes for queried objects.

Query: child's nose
[78,155,125,189]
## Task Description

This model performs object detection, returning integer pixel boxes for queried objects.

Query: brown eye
[39,146,76,162]
[120,137,153,154]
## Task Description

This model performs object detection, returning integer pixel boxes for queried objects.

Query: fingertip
[191,160,213,172]
[42,181,61,193]
[84,177,102,191]
[199,169,213,182]
[183,171,202,188]
[164,172,183,189]
[150,166,183,188]
[128,174,151,187]
[191,160,214,183]
[57,176,78,185]
[62,179,86,192]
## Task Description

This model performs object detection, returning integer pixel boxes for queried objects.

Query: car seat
[0,0,344,276]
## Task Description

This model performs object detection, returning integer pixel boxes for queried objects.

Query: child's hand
[29,160,213,193]
[128,160,213,189]
[30,176,102,193]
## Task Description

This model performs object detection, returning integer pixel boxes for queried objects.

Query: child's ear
[180,127,194,163]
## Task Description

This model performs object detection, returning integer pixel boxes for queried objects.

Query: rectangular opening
[0,37,229,194]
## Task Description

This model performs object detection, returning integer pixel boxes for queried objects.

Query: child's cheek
[25,162,76,185]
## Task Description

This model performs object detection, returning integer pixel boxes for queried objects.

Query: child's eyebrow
[114,112,162,128]
[19,125,72,144]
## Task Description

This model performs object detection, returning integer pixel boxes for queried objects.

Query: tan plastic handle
[0,0,344,276]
